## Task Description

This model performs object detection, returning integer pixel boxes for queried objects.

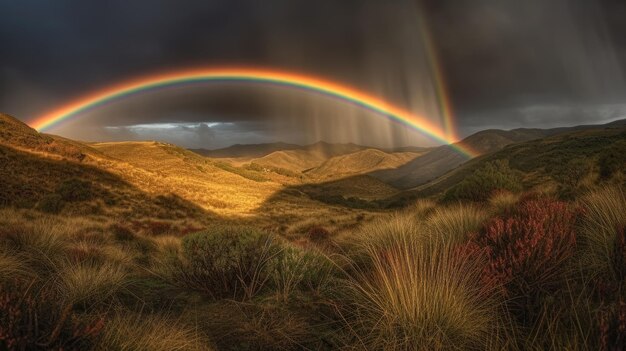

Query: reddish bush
[467,199,579,320]
[0,280,103,350]
[598,300,626,351]
[307,226,331,243]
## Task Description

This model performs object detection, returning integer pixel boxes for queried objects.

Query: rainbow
[29,67,477,157]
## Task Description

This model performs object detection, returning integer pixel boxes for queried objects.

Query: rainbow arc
[30,67,477,158]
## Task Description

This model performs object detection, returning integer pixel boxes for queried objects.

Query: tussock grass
[0,250,31,280]
[579,185,626,280]
[56,261,129,305]
[424,203,489,245]
[488,190,520,214]
[97,313,213,351]
[344,228,502,350]
[200,301,311,351]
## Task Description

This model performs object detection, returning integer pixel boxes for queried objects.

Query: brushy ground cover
[1,184,625,350]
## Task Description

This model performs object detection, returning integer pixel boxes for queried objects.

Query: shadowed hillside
[371,119,626,189]
[397,126,626,202]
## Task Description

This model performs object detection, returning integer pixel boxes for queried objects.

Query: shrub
[444,160,522,202]
[37,193,65,214]
[176,225,280,299]
[468,198,578,323]
[598,141,626,180]
[306,226,331,243]
[56,178,93,202]
[344,228,501,350]
[598,300,626,351]
[0,280,103,350]
[272,246,336,301]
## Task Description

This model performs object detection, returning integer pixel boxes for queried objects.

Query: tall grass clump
[56,261,130,306]
[343,218,501,350]
[96,313,213,351]
[173,225,280,300]
[578,186,626,282]
[424,203,489,245]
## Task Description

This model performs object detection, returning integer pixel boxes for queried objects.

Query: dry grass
[96,313,213,351]
[424,203,489,245]
[578,185,626,280]
[56,261,130,305]
[488,190,520,214]
[0,250,30,280]
[344,223,502,350]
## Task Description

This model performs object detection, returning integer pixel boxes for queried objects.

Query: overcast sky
[1,0,625,148]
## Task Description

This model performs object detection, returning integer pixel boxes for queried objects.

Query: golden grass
[96,313,214,351]
[578,185,626,280]
[488,190,520,214]
[424,203,489,245]
[343,216,502,350]
[0,250,30,281]
[56,261,129,305]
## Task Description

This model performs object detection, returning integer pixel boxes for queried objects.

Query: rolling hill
[306,148,423,179]
[412,126,626,199]
[370,119,626,189]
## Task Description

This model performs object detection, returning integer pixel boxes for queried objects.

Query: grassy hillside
[415,127,626,199]
[190,142,301,159]
[306,148,422,179]
[371,128,548,189]
[92,141,285,214]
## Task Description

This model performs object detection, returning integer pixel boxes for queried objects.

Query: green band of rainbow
[30,67,477,157]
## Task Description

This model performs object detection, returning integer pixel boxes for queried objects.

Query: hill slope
[415,126,626,198]
[306,149,422,179]
[0,114,206,220]
[371,119,626,189]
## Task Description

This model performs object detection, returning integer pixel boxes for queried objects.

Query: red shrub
[0,280,103,350]
[599,299,626,351]
[306,226,331,243]
[467,199,579,319]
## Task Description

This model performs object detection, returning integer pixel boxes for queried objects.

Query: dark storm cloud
[0,0,625,147]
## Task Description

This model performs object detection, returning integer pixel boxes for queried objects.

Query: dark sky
[1,0,625,148]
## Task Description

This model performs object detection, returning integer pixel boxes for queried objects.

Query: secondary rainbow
[30,67,478,157]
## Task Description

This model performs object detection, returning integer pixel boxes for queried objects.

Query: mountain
[306,148,423,179]
[371,119,626,189]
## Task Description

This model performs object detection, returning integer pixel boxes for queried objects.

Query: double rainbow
[29,67,477,158]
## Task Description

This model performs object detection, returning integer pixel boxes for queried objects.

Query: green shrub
[56,178,93,202]
[598,141,626,180]
[177,225,280,299]
[272,246,336,301]
[37,193,65,213]
[444,160,522,202]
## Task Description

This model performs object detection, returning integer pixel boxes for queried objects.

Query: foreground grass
[1,185,625,350]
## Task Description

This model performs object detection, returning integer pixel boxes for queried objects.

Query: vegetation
[444,160,522,202]
[2,115,626,349]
